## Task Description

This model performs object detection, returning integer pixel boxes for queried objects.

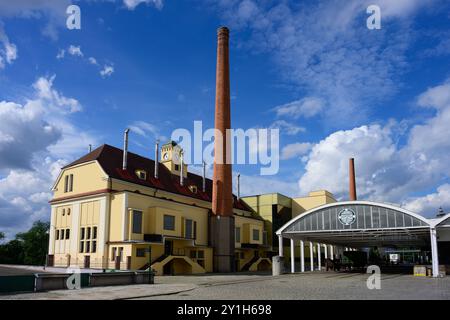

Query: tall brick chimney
[210,26,235,272]
[349,158,357,201]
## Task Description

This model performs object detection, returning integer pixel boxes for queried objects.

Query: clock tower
[160,141,187,177]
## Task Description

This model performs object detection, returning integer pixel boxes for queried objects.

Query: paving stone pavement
[1,272,449,300]
[147,272,450,300]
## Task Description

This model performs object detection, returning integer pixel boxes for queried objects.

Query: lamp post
[44,229,50,270]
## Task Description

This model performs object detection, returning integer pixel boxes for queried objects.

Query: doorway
[84,255,90,268]
[165,240,173,256]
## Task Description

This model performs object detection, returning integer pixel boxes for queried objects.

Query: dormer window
[188,185,198,193]
[135,170,147,180]
[64,174,74,193]
[174,164,180,171]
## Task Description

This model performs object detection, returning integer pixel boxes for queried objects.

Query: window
[56,230,60,240]
[67,208,71,216]
[185,219,193,239]
[80,227,85,240]
[69,174,73,192]
[65,229,70,239]
[119,247,124,261]
[60,229,65,240]
[79,241,84,253]
[87,227,91,239]
[92,241,97,253]
[132,210,143,234]
[62,209,65,216]
[188,185,197,193]
[240,252,245,259]
[86,241,90,253]
[93,227,97,239]
[263,231,267,246]
[174,164,180,171]
[235,227,241,243]
[197,250,204,259]
[64,175,69,193]
[111,247,117,261]
[164,215,175,231]
[136,170,147,180]
[136,248,146,257]
[64,174,74,193]
[252,229,260,241]
[190,250,197,259]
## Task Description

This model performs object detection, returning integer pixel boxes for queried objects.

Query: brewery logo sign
[338,208,356,226]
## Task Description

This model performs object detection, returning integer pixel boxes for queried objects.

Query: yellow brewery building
[48,141,272,275]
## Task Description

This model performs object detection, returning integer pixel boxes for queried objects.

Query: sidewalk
[1,283,197,300]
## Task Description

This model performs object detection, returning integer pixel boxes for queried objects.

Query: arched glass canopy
[277,201,431,246]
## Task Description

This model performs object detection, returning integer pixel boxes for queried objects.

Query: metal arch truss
[282,227,431,247]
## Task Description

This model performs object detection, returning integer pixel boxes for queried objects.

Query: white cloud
[88,57,98,65]
[56,49,65,59]
[0,76,98,237]
[297,79,450,216]
[129,121,162,139]
[123,0,164,10]
[0,25,18,69]
[403,184,450,217]
[100,64,114,77]
[273,97,324,119]
[210,0,436,125]
[269,120,305,136]
[0,1,71,40]
[57,45,114,79]
[281,142,312,160]
[68,45,83,57]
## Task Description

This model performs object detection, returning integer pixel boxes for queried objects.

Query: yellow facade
[242,190,336,260]
[48,149,269,275]
[292,190,336,217]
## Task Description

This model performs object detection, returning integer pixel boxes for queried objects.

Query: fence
[0,270,154,294]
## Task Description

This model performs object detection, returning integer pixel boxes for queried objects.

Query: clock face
[173,153,179,161]
[163,153,169,160]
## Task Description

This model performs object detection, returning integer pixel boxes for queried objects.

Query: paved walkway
[1,271,449,300]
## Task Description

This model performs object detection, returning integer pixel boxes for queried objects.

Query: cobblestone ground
[145,272,450,300]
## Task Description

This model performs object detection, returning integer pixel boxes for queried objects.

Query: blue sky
[1,0,450,237]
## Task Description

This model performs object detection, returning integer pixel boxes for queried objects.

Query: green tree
[16,221,50,265]
[0,231,4,241]
[0,239,24,264]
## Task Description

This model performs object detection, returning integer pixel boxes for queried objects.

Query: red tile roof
[63,144,253,212]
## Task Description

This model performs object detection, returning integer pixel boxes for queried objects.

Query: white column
[290,239,295,273]
[309,242,314,271]
[430,228,439,278]
[317,243,321,271]
[48,206,56,255]
[330,245,334,260]
[278,235,283,257]
[70,202,80,258]
[98,196,109,268]
[300,240,305,272]
[323,244,328,259]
